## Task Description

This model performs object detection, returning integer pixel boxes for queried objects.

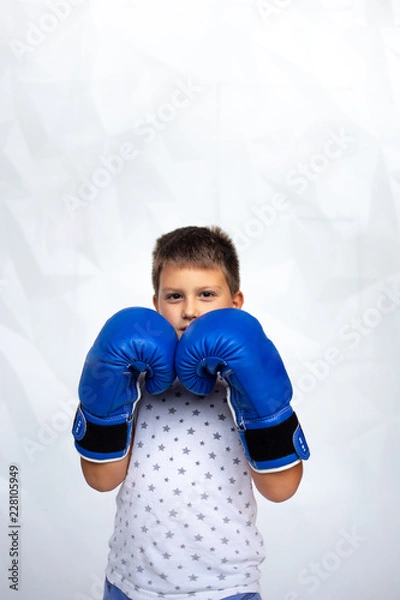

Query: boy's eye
[166,293,181,301]
[200,291,215,298]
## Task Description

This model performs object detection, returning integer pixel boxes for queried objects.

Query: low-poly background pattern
[1,1,400,599]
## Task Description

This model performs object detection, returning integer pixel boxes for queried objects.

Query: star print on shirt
[106,378,265,598]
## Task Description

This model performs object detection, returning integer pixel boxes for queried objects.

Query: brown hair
[152,226,240,296]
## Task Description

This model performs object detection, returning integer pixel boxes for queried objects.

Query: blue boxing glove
[175,308,310,472]
[72,307,178,462]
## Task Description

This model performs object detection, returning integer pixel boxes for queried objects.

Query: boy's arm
[80,436,134,492]
[250,461,303,503]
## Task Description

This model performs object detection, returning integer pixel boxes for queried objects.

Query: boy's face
[153,264,244,338]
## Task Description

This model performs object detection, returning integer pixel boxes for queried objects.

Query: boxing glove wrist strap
[239,412,310,473]
[72,405,133,462]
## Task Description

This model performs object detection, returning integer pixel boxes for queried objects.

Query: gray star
[187,427,195,435]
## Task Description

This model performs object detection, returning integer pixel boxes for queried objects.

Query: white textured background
[1,0,400,598]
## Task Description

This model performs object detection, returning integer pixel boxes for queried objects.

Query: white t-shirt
[106,377,266,600]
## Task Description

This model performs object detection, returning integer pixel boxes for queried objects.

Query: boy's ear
[232,290,244,309]
[153,294,159,313]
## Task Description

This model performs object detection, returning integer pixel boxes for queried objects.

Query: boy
[72,226,309,600]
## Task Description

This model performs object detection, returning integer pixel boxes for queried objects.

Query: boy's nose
[182,300,199,320]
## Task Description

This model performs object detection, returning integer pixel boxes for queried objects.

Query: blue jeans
[103,578,261,600]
